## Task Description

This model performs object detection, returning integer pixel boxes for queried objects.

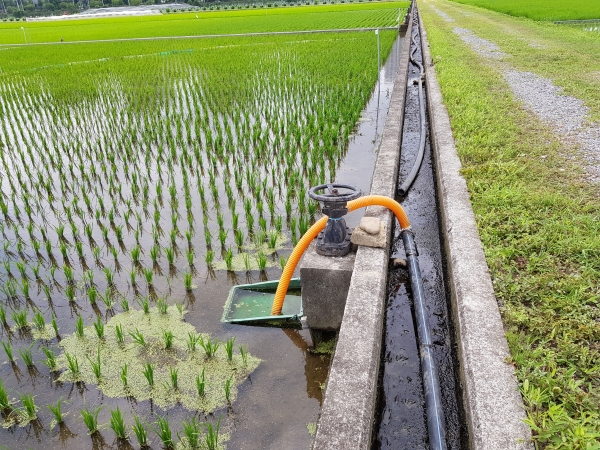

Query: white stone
[359,216,381,235]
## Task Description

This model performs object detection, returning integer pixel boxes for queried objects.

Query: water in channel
[373,18,468,450]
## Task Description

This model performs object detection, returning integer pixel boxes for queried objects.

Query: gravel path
[429,6,600,181]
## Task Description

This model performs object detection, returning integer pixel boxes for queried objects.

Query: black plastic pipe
[401,229,447,449]
[398,10,427,197]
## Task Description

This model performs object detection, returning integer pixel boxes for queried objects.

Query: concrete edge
[312,10,414,449]
[418,7,534,449]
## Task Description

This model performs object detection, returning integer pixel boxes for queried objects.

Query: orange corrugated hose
[270,195,411,315]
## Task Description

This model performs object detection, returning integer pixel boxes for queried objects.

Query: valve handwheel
[308,183,362,203]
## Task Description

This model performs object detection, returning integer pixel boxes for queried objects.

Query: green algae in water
[56,306,260,412]
[213,232,287,271]
[307,422,317,436]
[32,324,57,341]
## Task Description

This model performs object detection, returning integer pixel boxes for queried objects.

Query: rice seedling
[138,296,150,314]
[0,305,6,327]
[243,253,251,271]
[130,328,146,347]
[121,298,130,312]
[143,267,153,287]
[131,245,141,264]
[179,417,201,449]
[224,375,234,403]
[199,336,220,358]
[132,414,148,448]
[121,363,128,388]
[12,308,28,329]
[103,267,114,286]
[65,353,80,376]
[93,316,105,340]
[163,330,174,349]
[225,337,236,362]
[225,247,234,270]
[74,316,84,337]
[204,416,222,450]
[42,346,57,371]
[169,366,178,390]
[33,311,45,331]
[51,313,58,335]
[18,344,35,367]
[32,262,41,280]
[153,415,174,449]
[143,363,155,388]
[157,297,168,314]
[47,397,65,426]
[239,345,248,366]
[92,245,101,262]
[101,289,115,310]
[256,252,268,271]
[110,406,127,439]
[205,249,214,268]
[196,368,206,397]
[80,404,102,434]
[165,246,175,265]
[88,286,98,305]
[184,272,193,291]
[268,231,278,249]
[65,284,76,302]
[43,284,52,301]
[20,279,30,298]
[129,269,137,287]
[150,244,160,263]
[87,348,102,381]
[20,393,37,421]
[0,378,10,410]
[186,249,195,267]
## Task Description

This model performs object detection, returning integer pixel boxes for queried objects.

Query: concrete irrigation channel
[308,3,532,449]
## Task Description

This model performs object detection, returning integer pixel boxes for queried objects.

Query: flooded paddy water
[0,29,405,449]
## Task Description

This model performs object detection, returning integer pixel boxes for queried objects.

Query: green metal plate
[221,278,302,326]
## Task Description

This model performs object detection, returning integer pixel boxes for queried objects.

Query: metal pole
[20,27,27,45]
[375,28,380,87]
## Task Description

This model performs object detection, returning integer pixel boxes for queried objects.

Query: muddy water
[0,32,407,450]
[373,20,468,449]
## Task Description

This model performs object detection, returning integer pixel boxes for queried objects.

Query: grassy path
[420,0,600,447]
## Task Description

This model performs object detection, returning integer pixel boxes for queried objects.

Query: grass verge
[449,0,600,22]
[421,1,600,447]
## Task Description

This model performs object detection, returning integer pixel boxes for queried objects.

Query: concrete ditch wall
[418,8,533,449]
[312,10,414,449]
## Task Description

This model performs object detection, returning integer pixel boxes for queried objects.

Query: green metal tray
[221,278,302,327]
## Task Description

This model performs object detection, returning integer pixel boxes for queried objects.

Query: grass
[422,1,600,446]
[19,393,37,421]
[196,368,206,397]
[18,344,34,367]
[451,0,600,21]
[179,417,201,450]
[204,416,221,450]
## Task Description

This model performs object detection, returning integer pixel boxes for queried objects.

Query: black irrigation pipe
[397,4,447,449]
[0,26,400,48]
[397,9,425,197]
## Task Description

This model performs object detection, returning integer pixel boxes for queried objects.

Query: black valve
[308,184,362,257]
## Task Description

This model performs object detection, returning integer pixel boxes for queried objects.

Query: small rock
[392,258,407,268]
[359,217,381,235]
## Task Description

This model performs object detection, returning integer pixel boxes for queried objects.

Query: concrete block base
[300,242,356,330]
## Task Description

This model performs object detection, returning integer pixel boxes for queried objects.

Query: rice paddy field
[0,2,409,449]
[450,0,600,21]
[0,2,405,44]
